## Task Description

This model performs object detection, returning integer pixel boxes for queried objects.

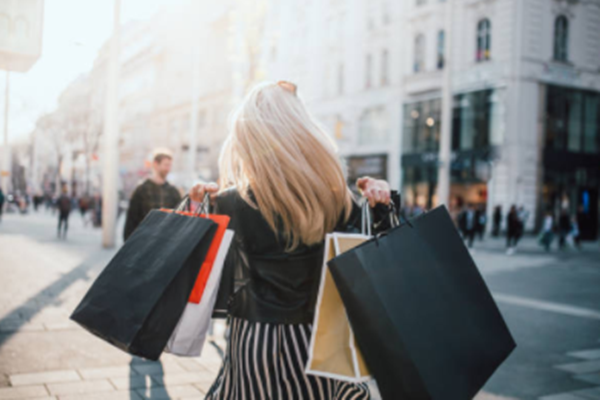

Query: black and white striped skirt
[205,317,371,400]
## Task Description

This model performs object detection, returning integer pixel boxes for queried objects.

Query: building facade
[400,0,600,237]
[262,0,404,192]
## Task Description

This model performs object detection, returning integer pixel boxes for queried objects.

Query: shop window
[452,90,498,151]
[583,95,599,153]
[546,85,600,153]
[553,15,569,62]
[402,99,441,153]
[476,19,491,62]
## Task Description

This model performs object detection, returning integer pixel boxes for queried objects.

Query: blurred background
[0,1,599,400]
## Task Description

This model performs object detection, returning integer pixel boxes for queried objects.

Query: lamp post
[101,0,121,248]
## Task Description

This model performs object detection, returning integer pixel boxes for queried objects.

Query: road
[0,210,599,400]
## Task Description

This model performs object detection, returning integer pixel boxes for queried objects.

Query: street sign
[0,0,44,72]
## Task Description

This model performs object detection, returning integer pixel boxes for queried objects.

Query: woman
[189,81,395,400]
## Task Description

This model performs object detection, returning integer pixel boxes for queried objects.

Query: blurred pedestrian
[123,148,182,241]
[33,194,42,212]
[558,209,571,249]
[492,205,502,237]
[91,194,102,228]
[78,196,90,220]
[0,188,4,223]
[57,187,72,239]
[570,216,581,249]
[476,204,487,240]
[516,206,529,244]
[459,203,477,248]
[506,205,521,255]
[540,211,554,251]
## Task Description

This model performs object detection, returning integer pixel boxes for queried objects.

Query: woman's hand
[356,177,391,207]
[189,182,220,204]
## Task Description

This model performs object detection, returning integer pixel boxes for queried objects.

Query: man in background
[459,203,477,248]
[0,188,4,223]
[124,148,182,241]
[57,187,72,239]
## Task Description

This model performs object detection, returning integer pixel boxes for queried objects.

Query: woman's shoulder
[214,186,255,217]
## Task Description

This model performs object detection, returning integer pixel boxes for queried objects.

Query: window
[476,19,491,62]
[452,90,502,151]
[359,106,390,144]
[365,54,372,88]
[554,15,569,62]
[381,50,389,86]
[546,85,600,154]
[338,63,344,95]
[437,30,445,69]
[402,99,441,153]
[414,34,425,73]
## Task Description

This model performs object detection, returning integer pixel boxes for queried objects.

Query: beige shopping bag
[305,233,371,382]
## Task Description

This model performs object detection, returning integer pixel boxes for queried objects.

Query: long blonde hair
[218,81,354,251]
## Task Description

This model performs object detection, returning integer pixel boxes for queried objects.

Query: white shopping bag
[166,229,234,357]
[306,201,375,383]
[305,233,372,382]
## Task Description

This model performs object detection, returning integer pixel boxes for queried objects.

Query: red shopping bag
[161,208,230,304]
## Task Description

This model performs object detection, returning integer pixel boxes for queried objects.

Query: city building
[400,0,600,237]
[262,0,404,192]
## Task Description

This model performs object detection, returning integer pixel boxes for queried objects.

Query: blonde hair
[219,81,354,251]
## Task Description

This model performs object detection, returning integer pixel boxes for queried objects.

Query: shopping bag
[160,206,230,303]
[166,229,234,356]
[328,206,516,400]
[70,207,217,361]
[305,233,372,382]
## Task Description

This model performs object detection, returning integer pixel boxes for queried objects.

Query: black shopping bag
[328,206,516,400]
[71,209,217,361]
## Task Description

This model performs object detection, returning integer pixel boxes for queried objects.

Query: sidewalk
[0,212,530,399]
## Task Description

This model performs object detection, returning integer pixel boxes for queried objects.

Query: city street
[1,210,599,400]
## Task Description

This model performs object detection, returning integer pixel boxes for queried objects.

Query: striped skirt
[205,317,371,400]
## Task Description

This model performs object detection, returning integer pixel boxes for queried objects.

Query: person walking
[476,204,487,241]
[540,211,554,251]
[506,205,520,254]
[57,188,72,239]
[123,148,182,241]
[558,209,571,249]
[492,205,502,237]
[0,188,4,223]
[189,81,396,400]
[459,204,477,248]
[79,196,89,221]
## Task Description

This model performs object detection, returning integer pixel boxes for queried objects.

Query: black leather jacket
[211,187,399,324]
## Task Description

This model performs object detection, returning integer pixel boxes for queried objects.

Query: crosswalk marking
[494,293,600,321]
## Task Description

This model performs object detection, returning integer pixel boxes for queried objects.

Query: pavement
[0,210,599,400]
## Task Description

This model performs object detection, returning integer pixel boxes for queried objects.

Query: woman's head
[218,81,353,251]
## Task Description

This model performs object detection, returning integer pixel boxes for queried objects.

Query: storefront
[542,85,600,240]
[401,89,504,212]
